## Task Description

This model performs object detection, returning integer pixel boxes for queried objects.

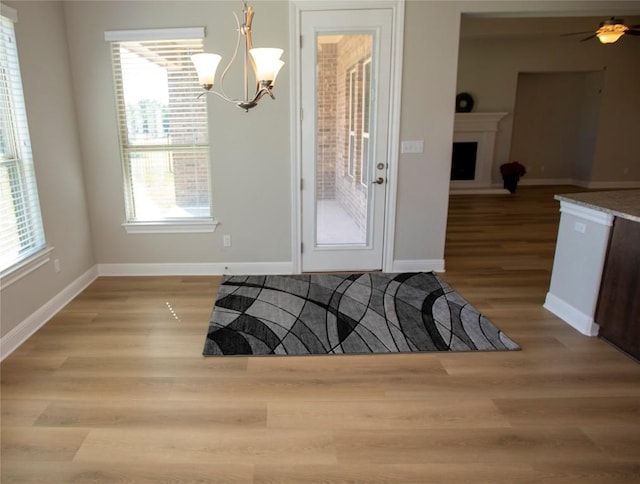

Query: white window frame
[360,57,372,187]
[105,27,217,234]
[0,5,50,287]
[347,67,358,179]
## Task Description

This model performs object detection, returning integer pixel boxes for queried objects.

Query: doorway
[296,5,402,272]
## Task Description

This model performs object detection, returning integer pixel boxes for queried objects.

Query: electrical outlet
[223,235,231,247]
[54,259,61,273]
[574,222,586,234]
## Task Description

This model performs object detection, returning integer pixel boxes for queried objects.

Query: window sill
[0,247,55,290]
[122,220,218,234]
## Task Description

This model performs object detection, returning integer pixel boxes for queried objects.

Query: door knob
[372,177,385,185]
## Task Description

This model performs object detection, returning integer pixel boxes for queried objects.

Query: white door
[301,9,394,272]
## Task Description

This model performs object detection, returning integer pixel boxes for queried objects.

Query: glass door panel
[315,34,373,247]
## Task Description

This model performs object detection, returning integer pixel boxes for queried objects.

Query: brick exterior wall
[316,43,338,201]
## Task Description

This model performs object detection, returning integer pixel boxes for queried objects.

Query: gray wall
[457,14,640,185]
[510,72,603,181]
[3,0,640,340]
[1,1,94,338]
[63,0,292,266]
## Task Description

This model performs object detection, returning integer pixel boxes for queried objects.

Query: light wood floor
[2,186,640,483]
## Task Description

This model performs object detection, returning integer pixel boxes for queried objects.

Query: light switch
[401,140,424,154]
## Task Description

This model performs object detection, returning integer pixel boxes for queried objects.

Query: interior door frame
[289,0,405,274]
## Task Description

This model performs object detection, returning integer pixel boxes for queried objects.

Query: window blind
[109,34,211,222]
[0,12,46,273]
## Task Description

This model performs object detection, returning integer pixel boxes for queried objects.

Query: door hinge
[300,178,304,190]
[300,35,303,49]
[301,242,304,253]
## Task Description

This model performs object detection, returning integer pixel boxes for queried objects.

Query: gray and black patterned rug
[203,272,519,356]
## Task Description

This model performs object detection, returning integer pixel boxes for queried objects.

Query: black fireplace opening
[450,142,478,180]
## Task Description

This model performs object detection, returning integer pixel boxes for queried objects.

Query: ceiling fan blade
[560,30,595,37]
[626,30,640,36]
[580,34,597,42]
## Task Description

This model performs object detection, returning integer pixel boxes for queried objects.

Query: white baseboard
[391,259,445,273]
[97,261,295,276]
[517,178,640,189]
[544,292,599,336]
[450,187,509,195]
[584,180,640,189]
[519,178,577,186]
[0,266,99,361]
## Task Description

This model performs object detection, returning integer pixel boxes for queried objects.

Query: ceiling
[460,15,640,40]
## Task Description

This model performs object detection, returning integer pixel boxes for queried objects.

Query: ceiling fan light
[597,31,624,43]
[596,23,628,44]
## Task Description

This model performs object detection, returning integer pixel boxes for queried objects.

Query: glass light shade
[597,31,624,44]
[191,53,222,87]
[271,61,285,84]
[249,48,284,82]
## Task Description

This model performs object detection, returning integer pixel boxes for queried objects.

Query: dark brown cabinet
[596,217,640,360]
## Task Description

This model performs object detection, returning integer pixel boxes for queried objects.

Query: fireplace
[450,112,507,190]
[451,142,478,180]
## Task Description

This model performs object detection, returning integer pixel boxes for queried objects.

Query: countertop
[555,189,640,223]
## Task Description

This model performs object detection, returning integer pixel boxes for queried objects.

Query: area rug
[203,272,519,356]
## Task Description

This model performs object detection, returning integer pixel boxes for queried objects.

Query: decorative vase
[503,175,520,193]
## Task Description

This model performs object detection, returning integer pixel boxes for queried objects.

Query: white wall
[1,1,94,339]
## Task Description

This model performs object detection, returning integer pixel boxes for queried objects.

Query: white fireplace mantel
[451,112,508,192]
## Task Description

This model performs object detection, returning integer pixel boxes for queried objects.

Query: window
[106,28,213,230]
[0,9,47,274]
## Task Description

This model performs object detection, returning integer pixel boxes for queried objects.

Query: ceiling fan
[562,17,640,43]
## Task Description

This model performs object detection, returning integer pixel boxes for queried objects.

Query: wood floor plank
[169,375,387,402]
[1,463,254,484]
[1,427,88,462]
[34,400,267,429]
[1,375,174,401]
[582,425,640,462]
[333,427,609,465]
[54,356,248,378]
[493,396,640,427]
[255,463,538,484]
[73,428,337,465]
[267,398,511,429]
[1,399,51,427]
[246,353,448,377]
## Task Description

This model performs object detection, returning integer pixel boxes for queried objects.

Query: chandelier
[191,1,284,111]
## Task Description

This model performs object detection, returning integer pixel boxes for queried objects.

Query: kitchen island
[544,189,640,359]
